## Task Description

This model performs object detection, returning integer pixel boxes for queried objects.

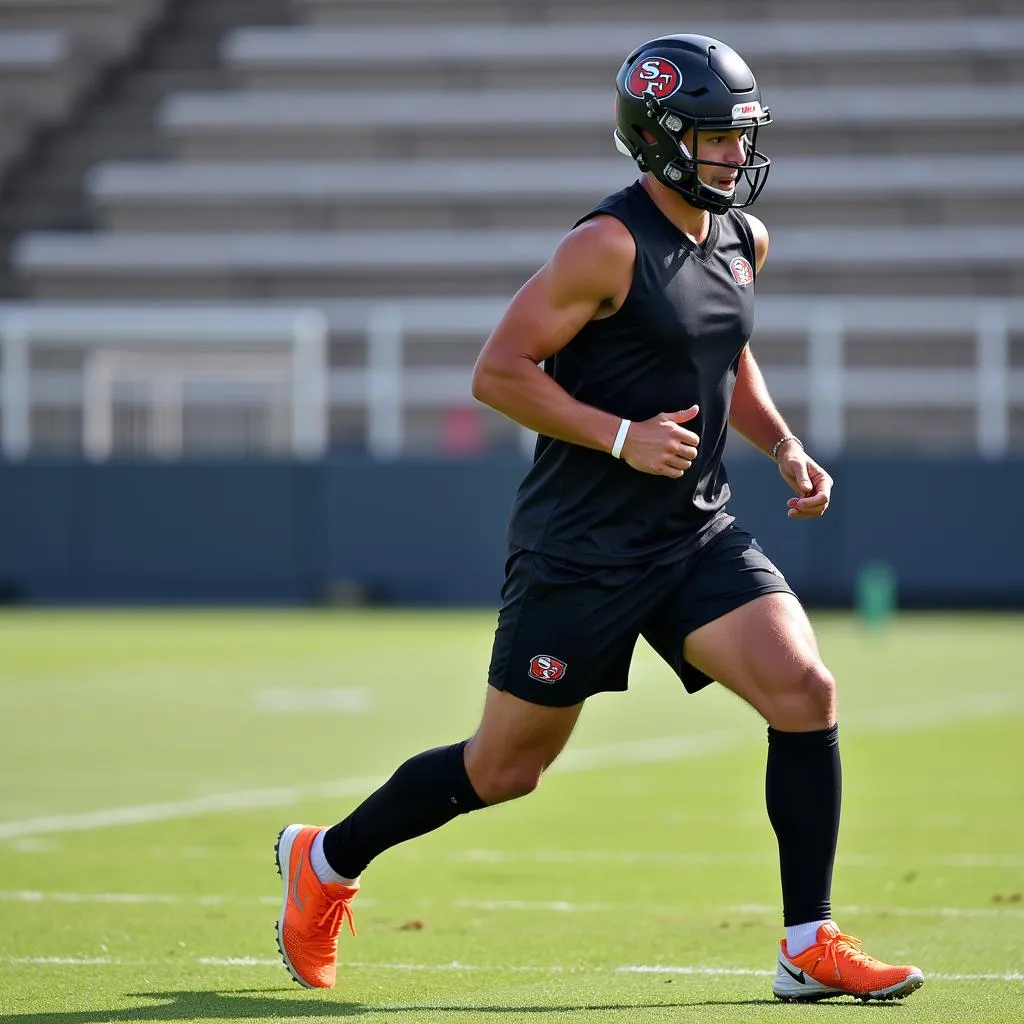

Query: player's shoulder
[739,210,769,270]
[548,213,636,289]
[567,212,636,258]
[740,209,768,237]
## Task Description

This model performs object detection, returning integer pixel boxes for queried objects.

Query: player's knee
[470,763,543,805]
[770,661,835,730]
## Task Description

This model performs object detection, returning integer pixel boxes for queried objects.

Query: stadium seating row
[14,225,1024,300]
[0,0,164,54]
[224,19,1024,91]
[290,0,1022,26]
[154,85,1023,160]
[0,0,164,177]
[84,155,1024,232]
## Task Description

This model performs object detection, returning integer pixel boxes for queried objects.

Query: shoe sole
[274,823,316,990]
[774,972,924,1003]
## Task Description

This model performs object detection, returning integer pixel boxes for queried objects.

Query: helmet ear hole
[613,130,636,159]
[637,128,657,145]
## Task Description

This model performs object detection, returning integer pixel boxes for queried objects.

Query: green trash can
[856,562,897,629]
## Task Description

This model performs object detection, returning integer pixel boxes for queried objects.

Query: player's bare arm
[472,215,700,478]
[731,212,833,518]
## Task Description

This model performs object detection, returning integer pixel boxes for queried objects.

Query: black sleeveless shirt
[507,180,759,565]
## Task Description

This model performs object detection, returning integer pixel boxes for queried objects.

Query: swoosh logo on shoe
[779,961,806,984]
[291,850,306,912]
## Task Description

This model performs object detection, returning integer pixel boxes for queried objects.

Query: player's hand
[777,444,833,518]
[620,405,700,478]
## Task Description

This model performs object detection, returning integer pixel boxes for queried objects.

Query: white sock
[310,829,359,887]
[785,919,830,957]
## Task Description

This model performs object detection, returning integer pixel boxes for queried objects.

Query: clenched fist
[620,405,701,478]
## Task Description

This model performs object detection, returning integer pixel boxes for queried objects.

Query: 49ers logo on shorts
[730,256,754,286]
[529,654,567,683]
[625,57,683,100]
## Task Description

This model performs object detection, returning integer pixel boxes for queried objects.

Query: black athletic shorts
[487,522,796,707]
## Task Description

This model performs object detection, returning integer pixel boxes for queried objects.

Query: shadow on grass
[0,988,908,1022]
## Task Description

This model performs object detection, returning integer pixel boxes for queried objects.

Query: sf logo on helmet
[529,654,567,683]
[625,57,682,100]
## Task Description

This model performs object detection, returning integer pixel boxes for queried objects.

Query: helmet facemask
[615,97,772,215]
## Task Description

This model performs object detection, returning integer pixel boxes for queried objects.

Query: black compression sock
[765,723,841,926]
[321,740,486,879]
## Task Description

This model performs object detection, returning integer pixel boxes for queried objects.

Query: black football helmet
[614,34,772,214]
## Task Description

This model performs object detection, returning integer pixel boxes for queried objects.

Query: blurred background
[0,0,1022,608]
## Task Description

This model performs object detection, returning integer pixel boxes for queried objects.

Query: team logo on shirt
[625,57,683,100]
[730,256,755,286]
[529,654,567,683]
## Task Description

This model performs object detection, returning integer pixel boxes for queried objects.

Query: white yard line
[444,848,1024,869]
[5,890,1021,920]
[3,957,129,965]
[617,965,1024,983]
[554,730,741,770]
[457,899,1024,918]
[729,902,1024,919]
[0,775,385,842]
[1,955,1020,983]
[0,890,280,907]
[1,692,1018,842]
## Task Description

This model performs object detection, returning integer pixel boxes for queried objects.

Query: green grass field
[0,609,1021,1023]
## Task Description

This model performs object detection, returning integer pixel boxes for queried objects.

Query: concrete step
[0,197,91,234]
[91,192,1024,233]
[86,156,1024,233]
[14,227,1024,301]
[122,68,228,98]
[55,128,168,162]
[296,0,1023,24]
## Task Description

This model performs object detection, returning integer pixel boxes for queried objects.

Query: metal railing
[0,307,328,459]
[1,297,1022,460]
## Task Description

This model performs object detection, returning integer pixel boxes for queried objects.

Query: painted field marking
[1,691,1019,842]
[0,775,385,842]
[0,890,280,907]
[1,956,1021,983]
[728,902,1024,920]
[442,848,1024,870]
[4,890,1021,920]
[617,965,1024,983]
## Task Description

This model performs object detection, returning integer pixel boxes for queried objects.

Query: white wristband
[611,418,631,459]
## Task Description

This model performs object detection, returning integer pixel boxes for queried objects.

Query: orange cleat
[773,922,924,1002]
[274,824,358,989]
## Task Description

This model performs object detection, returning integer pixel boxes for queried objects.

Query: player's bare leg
[275,686,581,988]
[464,687,583,804]
[684,592,923,1001]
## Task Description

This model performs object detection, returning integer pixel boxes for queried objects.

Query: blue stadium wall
[1,456,1021,607]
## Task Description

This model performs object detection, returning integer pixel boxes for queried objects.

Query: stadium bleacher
[0,0,164,54]
[291,0,1021,25]
[3,0,1023,456]
[222,20,1024,91]
[153,85,1024,161]
[0,31,85,176]
[0,1,164,179]
[14,226,1024,301]
[85,156,1024,232]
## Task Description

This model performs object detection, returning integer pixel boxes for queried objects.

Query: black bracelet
[770,435,803,460]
